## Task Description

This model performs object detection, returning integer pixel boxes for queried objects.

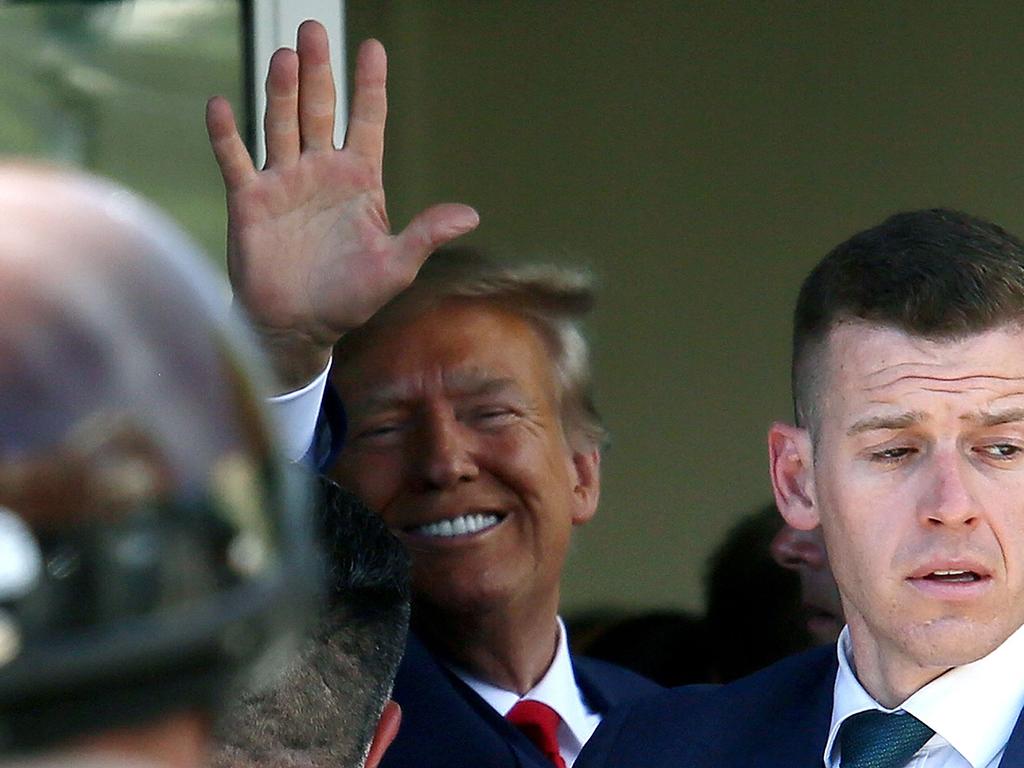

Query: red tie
[506,699,567,768]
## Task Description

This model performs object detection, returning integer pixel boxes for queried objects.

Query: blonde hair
[334,249,607,451]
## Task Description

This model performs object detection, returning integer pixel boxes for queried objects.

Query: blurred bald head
[0,162,269,526]
[0,162,317,767]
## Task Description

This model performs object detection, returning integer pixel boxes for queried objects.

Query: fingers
[205,96,255,188]
[395,204,480,267]
[344,39,388,169]
[296,20,337,152]
[264,47,300,167]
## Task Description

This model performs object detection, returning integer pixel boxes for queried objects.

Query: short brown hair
[793,208,1024,435]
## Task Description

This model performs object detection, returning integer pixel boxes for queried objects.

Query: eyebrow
[846,407,1024,436]
[347,374,522,413]
[961,407,1024,427]
[846,411,928,436]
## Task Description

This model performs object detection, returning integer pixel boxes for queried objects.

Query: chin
[901,619,1009,669]
[414,575,517,616]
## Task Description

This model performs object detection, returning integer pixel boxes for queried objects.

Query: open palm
[206,21,478,388]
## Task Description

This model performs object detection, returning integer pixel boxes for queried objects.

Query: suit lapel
[397,633,563,768]
[440,661,557,765]
[572,656,612,714]
[998,706,1024,766]
[741,648,836,767]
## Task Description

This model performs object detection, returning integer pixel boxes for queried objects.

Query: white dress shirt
[825,623,1024,768]
[267,359,331,462]
[450,618,602,767]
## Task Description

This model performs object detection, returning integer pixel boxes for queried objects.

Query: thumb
[395,203,479,269]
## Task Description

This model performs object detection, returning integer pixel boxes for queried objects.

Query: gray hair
[334,249,607,451]
[213,479,410,768]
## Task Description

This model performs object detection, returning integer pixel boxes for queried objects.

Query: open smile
[402,511,507,540]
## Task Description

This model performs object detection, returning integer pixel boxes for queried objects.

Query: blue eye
[977,443,1022,459]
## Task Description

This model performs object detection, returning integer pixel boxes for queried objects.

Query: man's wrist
[267,357,332,463]
[258,331,335,395]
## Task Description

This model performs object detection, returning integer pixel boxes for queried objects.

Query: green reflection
[0,0,242,265]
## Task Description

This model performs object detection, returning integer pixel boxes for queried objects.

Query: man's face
[772,323,1024,690]
[770,523,843,644]
[329,301,599,616]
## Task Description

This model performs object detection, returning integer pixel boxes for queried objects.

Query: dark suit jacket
[575,643,1024,767]
[380,631,661,768]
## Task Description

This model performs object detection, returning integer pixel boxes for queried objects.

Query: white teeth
[414,513,501,538]
[933,569,968,576]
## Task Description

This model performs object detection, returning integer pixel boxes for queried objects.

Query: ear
[364,700,402,768]
[569,448,601,526]
[768,421,819,531]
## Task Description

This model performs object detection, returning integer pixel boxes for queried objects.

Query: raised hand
[206,20,479,390]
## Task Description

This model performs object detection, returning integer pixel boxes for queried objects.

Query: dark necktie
[506,699,567,768]
[839,709,935,768]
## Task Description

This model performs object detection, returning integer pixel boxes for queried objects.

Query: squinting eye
[479,409,510,419]
[353,423,404,444]
[468,407,516,426]
[871,447,915,463]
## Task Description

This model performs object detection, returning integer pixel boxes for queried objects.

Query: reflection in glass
[0,1,242,262]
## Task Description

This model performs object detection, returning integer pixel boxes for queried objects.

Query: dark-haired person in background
[205,20,658,768]
[213,478,410,768]
[578,208,1024,768]
[568,611,715,688]
[571,504,812,687]
[704,504,811,681]
[771,522,844,645]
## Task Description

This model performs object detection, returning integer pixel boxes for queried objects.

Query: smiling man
[206,20,657,768]
[577,209,1024,768]
[327,252,659,768]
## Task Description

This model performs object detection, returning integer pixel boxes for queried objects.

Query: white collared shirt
[267,358,332,462]
[825,623,1024,768]
[450,618,602,767]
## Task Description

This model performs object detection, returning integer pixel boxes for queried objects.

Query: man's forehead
[342,367,526,411]
[824,322,1024,381]
[816,323,1024,424]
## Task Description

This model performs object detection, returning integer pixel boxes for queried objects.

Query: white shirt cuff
[267,358,332,463]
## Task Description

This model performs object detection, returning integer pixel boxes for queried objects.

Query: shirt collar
[826,623,1024,768]
[451,617,597,751]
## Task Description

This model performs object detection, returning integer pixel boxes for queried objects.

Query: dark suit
[575,643,1024,768]
[380,631,661,768]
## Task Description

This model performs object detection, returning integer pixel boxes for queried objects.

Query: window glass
[0,0,243,264]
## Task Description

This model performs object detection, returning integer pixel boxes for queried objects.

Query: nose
[413,411,478,490]
[920,452,978,528]
[771,524,827,572]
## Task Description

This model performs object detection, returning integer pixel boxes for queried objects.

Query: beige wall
[346,2,1024,613]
